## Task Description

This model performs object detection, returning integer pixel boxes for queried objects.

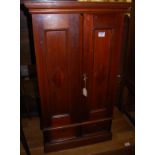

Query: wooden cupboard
[24,0,131,152]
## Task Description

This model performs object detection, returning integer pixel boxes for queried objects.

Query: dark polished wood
[24,0,131,14]
[116,0,135,123]
[32,13,83,128]
[45,131,112,152]
[24,0,131,152]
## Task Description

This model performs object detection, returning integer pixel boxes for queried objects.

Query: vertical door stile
[82,14,94,121]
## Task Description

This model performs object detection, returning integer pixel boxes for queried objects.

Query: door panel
[88,28,114,122]
[91,29,112,111]
[83,14,117,125]
[32,14,82,129]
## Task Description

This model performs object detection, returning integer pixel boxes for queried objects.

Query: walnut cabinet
[24,0,131,152]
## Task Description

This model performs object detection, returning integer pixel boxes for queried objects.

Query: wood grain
[23,0,131,152]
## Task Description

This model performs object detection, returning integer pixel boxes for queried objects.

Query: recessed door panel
[91,29,112,111]
[45,30,69,115]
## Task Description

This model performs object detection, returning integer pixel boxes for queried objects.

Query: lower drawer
[44,118,112,142]
[81,119,112,136]
[44,126,77,143]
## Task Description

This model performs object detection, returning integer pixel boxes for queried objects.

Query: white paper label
[83,88,87,97]
[98,32,105,37]
[124,142,131,147]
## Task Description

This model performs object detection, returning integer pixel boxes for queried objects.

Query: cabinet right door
[82,14,125,134]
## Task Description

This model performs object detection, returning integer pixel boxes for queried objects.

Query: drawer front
[44,118,112,142]
[81,120,112,135]
[44,126,77,142]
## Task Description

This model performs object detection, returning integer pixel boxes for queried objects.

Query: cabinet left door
[32,14,83,134]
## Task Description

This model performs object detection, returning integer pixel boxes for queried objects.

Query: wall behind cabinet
[20,1,39,116]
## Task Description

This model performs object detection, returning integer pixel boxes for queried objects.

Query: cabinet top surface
[23,0,131,13]
[24,0,131,2]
